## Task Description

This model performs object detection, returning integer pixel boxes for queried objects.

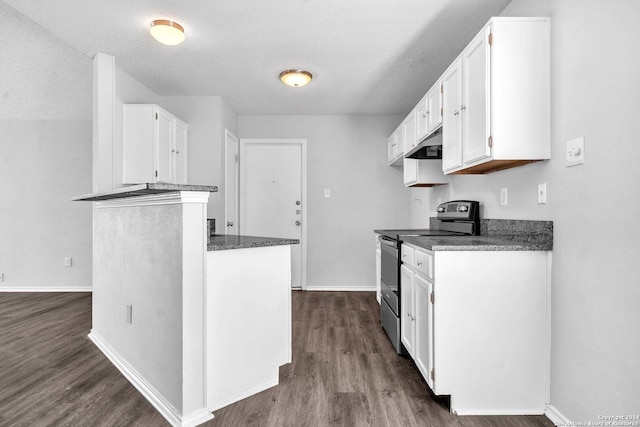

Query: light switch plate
[538,183,547,204]
[566,137,585,167]
[500,187,508,206]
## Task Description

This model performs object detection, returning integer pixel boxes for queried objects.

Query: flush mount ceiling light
[150,19,185,46]
[279,69,313,87]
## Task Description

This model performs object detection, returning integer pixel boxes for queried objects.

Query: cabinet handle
[453,110,460,116]
[175,150,180,154]
[171,149,175,153]
[417,261,422,266]
[461,105,466,111]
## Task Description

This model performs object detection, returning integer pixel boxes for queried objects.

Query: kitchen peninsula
[73,183,298,427]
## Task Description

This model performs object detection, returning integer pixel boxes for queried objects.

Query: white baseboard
[545,404,570,426]
[0,286,93,292]
[89,331,213,427]
[208,375,279,412]
[304,286,376,292]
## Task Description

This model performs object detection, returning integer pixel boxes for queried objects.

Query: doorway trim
[224,129,239,236]
[239,138,307,290]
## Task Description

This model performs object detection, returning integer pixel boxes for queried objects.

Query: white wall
[427,0,640,421]
[0,2,92,290]
[238,115,411,290]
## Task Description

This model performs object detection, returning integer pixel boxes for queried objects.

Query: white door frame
[239,138,307,290]
[224,129,239,235]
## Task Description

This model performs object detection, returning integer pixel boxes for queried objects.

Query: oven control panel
[436,200,479,221]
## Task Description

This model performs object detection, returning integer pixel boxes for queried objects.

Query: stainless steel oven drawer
[381,280,398,316]
[381,299,403,354]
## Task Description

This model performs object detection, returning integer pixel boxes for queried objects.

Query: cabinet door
[403,112,417,153]
[156,109,173,183]
[415,96,428,142]
[375,247,381,305]
[403,158,417,186]
[414,274,434,389]
[394,124,404,158]
[387,134,396,163]
[174,119,188,184]
[400,265,415,356]
[462,26,491,165]
[426,82,443,134]
[442,59,463,172]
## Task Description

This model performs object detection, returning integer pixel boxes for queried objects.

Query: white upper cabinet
[415,95,429,142]
[426,81,443,135]
[461,26,491,166]
[123,104,188,185]
[442,59,463,172]
[442,17,551,174]
[387,123,404,165]
[173,118,188,184]
[403,110,417,153]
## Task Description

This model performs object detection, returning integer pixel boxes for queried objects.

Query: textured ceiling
[3,0,511,115]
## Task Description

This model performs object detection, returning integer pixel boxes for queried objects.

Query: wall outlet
[500,187,508,206]
[64,257,72,267]
[0,273,4,282]
[538,183,547,204]
[566,137,585,167]
[126,304,133,324]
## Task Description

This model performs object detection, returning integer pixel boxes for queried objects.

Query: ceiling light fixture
[150,19,185,46]
[279,69,313,87]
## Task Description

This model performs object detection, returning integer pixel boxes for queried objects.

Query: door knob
[295,221,301,226]
[227,221,234,227]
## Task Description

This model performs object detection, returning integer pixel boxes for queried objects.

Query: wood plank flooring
[0,291,554,427]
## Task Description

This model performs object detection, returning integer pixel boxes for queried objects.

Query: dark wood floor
[0,291,554,427]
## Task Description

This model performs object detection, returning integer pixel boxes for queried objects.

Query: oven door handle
[379,236,398,249]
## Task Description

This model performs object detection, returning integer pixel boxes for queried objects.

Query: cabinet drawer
[414,249,433,280]
[401,244,414,267]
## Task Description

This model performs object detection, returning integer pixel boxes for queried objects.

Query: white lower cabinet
[401,247,434,389]
[413,273,433,389]
[375,235,381,304]
[401,242,550,415]
[400,264,415,355]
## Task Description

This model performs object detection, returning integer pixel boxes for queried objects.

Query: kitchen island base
[76,186,295,427]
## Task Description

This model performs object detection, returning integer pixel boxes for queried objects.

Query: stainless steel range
[375,200,480,354]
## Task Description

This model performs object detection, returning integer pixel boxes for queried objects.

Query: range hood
[404,127,442,159]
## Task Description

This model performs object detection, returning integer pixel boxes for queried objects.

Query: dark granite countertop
[402,234,552,251]
[208,234,299,251]
[72,183,218,201]
[377,219,553,251]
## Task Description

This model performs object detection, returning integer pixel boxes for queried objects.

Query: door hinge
[440,84,443,93]
[235,154,239,163]
[440,108,443,117]
[155,170,158,178]
[488,32,493,46]
[431,369,435,381]
[430,292,434,304]
[155,112,158,120]
[488,135,493,148]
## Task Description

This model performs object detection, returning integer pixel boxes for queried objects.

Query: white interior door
[224,130,239,235]
[240,139,306,289]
